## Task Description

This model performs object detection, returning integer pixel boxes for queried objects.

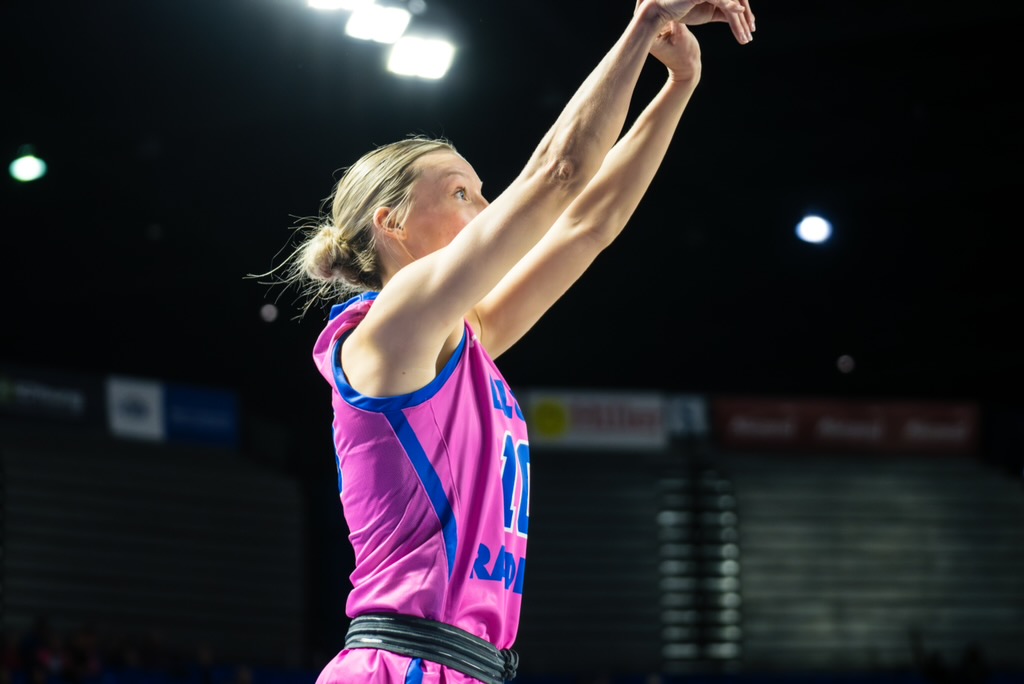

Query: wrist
[667,68,700,85]
[666,69,700,91]
[634,1,673,35]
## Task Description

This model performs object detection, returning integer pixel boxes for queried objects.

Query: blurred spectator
[19,618,63,677]
[62,624,103,684]
[910,628,992,684]
[959,642,992,684]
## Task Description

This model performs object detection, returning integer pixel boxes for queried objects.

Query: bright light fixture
[345,5,411,44]
[387,36,455,79]
[9,152,47,182]
[796,214,833,244]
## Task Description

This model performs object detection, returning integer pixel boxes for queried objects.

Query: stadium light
[387,36,455,79]
[345,4,411,43]
[9,146,47,183]
[796,214,833,244]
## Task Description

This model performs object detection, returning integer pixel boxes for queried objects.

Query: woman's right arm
[347,0,746,397]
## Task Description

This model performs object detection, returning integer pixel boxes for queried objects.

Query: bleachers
[1,430,307,667]
[3,424,1022,682]
[720,451,1024,672]
[515,450,664,677]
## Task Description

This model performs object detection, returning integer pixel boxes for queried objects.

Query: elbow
[518,123,607,204]
[541,155,587,197]
[518,154,588,205]
[538,131,603,196]
[550,157,580,185]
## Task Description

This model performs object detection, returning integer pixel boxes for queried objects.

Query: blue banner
[164,382,239,448]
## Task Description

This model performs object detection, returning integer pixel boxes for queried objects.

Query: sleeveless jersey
[311,293,531,684]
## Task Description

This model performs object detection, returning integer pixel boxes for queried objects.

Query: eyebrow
[440,170,483,191]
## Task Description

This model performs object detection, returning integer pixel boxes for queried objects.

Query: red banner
[712,397,979,455]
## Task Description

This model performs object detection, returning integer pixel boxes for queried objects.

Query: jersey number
[500,434,530,537]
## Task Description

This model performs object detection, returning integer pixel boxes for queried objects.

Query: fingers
[741,0,756,33]
[716,0,753,44]
[725,6,753,43]
[654,0,755,43]
[711,0,747,14]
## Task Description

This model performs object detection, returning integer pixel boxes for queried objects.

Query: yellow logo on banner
[530,399,569,438]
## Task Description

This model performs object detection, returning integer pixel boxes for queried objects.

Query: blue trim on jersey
[330,424,344,494]
[386,410,458,580]
[328,291,378,321]
[403,658,424,684]
[331,324,468,412]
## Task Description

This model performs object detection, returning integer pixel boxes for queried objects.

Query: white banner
[521,389,668,450]
[106,376,165,442]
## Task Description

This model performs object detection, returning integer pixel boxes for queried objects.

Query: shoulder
[312,293,377,365]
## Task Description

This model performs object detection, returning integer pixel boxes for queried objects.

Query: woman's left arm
[473,22,709,357]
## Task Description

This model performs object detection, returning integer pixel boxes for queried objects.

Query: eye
[454,188,468,201]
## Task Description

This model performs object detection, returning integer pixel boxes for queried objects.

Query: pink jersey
[312,293,531,684]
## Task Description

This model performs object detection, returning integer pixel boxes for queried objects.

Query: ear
[372,206,405,240]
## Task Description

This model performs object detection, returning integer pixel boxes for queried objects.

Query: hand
[643,0,755,45]
[649,21,701,83]
[680,0,754,44]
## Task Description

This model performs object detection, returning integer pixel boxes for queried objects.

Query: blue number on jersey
[501,434,530,537]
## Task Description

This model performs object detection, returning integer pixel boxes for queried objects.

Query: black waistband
[344,613,518,684]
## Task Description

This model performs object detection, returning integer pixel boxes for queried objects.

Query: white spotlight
[388,36,455,79]
[345,5,411,43]
[10,152,47,182]
[796,214,832,244]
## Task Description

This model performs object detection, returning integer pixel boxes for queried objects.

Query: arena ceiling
[3,0,1021,433]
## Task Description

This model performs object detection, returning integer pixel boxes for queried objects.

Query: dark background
[3,1,1024,675]
[3,0,1022,432]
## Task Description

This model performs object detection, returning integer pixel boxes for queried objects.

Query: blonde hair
[252,135,457,318]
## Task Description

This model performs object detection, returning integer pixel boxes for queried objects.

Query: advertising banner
[712,396,979,455]
[521,389,668,450]
[165,382,239,448]
[0,364,106,432]
[106,375,166,442]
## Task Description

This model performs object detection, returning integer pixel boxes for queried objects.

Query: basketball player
[264,0,755,681]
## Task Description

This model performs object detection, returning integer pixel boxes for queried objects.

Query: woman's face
[399,150,488,259]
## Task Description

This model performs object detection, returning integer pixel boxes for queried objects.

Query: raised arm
[473,18,736,357]
[344,0,747,397]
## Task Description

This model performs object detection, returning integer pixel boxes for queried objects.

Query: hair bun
[305,223,353,282]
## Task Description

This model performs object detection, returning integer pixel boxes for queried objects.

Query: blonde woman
[265,0,754,681]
